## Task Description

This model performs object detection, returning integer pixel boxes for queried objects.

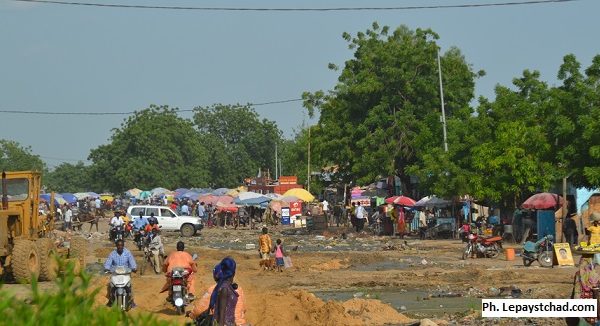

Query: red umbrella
[521,193,564,210]
[385,196,399,204]
[393,196,416,207]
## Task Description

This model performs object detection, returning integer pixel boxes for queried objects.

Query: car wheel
[180,224,195,237]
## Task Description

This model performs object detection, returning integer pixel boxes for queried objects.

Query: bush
[0,260,175,326]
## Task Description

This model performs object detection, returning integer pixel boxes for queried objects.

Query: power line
[0,98,303,116]
[12,0,581,11]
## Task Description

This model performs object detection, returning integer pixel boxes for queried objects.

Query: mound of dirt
[246,289,413,326]
[309,259,350,271]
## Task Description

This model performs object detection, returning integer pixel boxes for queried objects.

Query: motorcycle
[124,222,134,239]
[110,225,124,242]
[107,266,133,311]
[462,233,502,259]
[522,234,554,267]
[169,268,194,315]
[134,229,146,251]
[168,254,198,315]
[140,237,162,275]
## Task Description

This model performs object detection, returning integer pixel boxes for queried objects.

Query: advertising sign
[290,201,302,216]
[281,207,290,225]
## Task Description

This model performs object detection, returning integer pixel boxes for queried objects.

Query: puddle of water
[314,289,479,316]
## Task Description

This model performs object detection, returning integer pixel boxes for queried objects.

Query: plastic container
[505,248,515,261]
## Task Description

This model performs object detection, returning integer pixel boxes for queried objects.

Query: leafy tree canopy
[88,105,209,193]
[0,139,46,172]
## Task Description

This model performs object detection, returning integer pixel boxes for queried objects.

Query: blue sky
[1,0,598,169]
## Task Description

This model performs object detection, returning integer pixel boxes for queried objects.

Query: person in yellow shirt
[587,212,600,245]
[258,227,272,261]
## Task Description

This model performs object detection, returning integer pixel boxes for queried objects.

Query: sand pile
[246,290,413,326]
[309,258,350,271]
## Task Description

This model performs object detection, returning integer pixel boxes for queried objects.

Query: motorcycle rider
[133,212,149,246]
[109,212,125,241]
[104,239,137,307]
[161,241,197,299]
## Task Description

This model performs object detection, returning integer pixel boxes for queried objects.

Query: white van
[126,205,202,237]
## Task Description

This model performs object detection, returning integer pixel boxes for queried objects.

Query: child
[274,238,286,272]
[258,227,272,261]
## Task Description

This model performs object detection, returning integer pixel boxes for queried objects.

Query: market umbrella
[100,194,114,202]
[423,197,452,208]
[73,192,91,200]
[265,193,283,200]
[125,188,142,198]
[215,202,238,213]
[151,187,170,197]
[521,192,564,210]
[139,191,152,200]
[414,196,432,207]
[216,195,234,205]
[283,188,315,202]
[234,196,270,206]
[87,192,100,199]
[279,195,301,203]
[179,191,200,199]
[237,191,265,201]
[393,196,416,206]
[198,194,218,204]
[212,188,229,196]
[60,193,77,204]
[385,196,400,204]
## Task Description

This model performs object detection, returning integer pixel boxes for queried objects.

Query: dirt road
[3,221,578,325]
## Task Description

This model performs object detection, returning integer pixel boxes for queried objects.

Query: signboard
[553,243,575,266]
[281,207,290,225]
[351,197,371,207]
[290,201,302,216]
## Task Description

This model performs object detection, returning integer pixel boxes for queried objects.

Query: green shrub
[0,260,175,326]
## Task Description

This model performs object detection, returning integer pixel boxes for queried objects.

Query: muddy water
[314,288,480,317]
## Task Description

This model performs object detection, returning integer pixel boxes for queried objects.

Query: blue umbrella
[212,188,229,196]
[179,191,199,199]
[87,192,100,199]
[234,196,271,206]
[60,193,77,204]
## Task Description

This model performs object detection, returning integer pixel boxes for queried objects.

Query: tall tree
[303,23,478,193]
[44,162,91,193]
[193,104,282,186]
[88,105,209,193]
[0,139,46,172]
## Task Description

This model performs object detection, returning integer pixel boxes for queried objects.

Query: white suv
[126,205,203,237]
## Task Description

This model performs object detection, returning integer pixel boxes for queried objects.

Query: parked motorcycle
[522,235,554,267]
[107,266,133,311]
[462,233,502,259]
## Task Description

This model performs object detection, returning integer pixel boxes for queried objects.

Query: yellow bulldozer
[0,170,86,283]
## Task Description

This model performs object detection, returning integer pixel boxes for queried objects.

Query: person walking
[64,205,73,231]
[355,202,366,233]
[563,212,579,246]
[273,239,286,272]
[258,227,272,261]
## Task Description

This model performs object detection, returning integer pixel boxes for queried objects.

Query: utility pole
[307,126,311,193]
[275,142,278,180]
[437,48,449,152]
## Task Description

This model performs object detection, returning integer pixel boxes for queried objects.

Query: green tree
[193,104,282,186]
[303,23,478,194]
[88,105,209,193]
[0,139,46,171]
[44,162,91,193]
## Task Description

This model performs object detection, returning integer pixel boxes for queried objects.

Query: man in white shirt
[95,198,102,210]
[355,203,366,233]
[110,213,124,227]
[64,205,73,231]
